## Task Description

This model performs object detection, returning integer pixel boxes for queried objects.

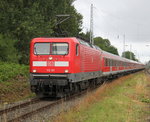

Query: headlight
[49,57,53,60]
[64,69,69,73]
[33,70,37,73]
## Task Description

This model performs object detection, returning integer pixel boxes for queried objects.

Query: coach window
[105,58,108,66]
[109,59,112,66]
[113,60,115,66]
[117,61,119,66]
[104,58,106,66]
[106,58,109,66]
[109,59,111,66]
[116,61,118,66]
[115,61,117,66]
[106,58,108,66]
[120,61,122,66]
[110,59,112,66]
[76,44,79,56]
[112,60,114,66]
[110,59,113,66]
[107,59,109,66]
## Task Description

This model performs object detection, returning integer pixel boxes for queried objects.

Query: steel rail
[0,98,39,115]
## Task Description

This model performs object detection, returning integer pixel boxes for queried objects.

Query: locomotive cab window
[52,43,68,55]
[34,42,68,55]
[34,43,50,55]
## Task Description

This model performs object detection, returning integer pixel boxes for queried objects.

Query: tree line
[0,0,137,64]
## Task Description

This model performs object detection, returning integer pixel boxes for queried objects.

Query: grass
[53,72,150,122]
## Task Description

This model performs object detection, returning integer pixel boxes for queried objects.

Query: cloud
[74,0,150,63]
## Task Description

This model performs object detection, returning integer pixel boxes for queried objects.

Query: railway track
[6,99,63,122]
[0,98,39,115]
[0,97,62,122]
[0,82,103,122]
[0,98,41,121]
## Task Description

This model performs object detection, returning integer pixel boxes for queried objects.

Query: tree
[0,0,83,64]
[94,37,119,55]
[122,51,138,61]
[0,34,19,63]
[78,31,90,43]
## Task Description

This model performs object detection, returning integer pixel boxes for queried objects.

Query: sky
[74,0,150,63]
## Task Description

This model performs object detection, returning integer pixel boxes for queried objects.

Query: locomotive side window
[52,43,68,55]
[34,43,50,55]
[76,44,79,56]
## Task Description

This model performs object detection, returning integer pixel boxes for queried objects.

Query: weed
[141,98,150,103]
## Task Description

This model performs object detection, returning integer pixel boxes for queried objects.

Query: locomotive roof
[31,37,102,51]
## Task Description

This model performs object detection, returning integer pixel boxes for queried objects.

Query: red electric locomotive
[30,37,144,97]
[30,37,103,97]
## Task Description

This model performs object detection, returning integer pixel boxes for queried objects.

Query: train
[29,37,145,97]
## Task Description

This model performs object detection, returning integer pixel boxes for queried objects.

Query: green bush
[0,62,29,82]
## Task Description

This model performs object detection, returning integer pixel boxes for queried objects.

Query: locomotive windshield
[52,43,68,55]
[34,42,68,55]
[34,43,50,55]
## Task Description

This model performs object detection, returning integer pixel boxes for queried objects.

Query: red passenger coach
[101,51,144,77]
[30,37,102,97]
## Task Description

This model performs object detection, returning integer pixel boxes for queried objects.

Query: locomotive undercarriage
[30,80,97,98]
[30,75,104,98]
[30,78,69,98]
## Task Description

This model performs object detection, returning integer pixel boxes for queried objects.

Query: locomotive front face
[30,40,71,74]
[29,38,76,97]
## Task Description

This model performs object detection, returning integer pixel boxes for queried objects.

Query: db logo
[47,61,54,66]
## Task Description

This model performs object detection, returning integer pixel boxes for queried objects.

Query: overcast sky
[74,0,150,63]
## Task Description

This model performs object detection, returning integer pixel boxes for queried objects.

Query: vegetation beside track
[0,62,34,105]
[0,61,28,82]
[54,71,150,122]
